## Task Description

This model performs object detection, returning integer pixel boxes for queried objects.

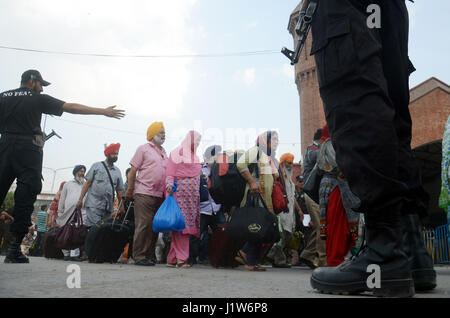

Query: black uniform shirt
[0,88,64,135]
[310,0,411,55]
[310,2,353,56]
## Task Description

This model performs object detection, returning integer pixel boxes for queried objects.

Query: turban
[280,153,294,163]
[104,143,121,157]
[72,165,86,176]
[203,145,222,161]
[147,122,164,141]
[321,124,330,141]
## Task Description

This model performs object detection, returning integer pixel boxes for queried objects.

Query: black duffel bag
[85,217,133,263]
[43,227,64,259]
[225,192,280,244]
[85,200,135,263]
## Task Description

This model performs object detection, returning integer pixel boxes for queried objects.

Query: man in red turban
[77,143,124,228]
[104,143,121,161]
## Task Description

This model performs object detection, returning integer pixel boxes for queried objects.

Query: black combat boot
[4,232,29,264]
[402,214,437,291]
[310,209,415,297]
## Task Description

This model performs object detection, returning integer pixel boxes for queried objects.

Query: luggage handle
[256,192,269,210]
[111,199,133,230]
[67,207,84,227]
[246,191,269,210]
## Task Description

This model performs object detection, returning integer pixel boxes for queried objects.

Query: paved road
[1,256,449,298]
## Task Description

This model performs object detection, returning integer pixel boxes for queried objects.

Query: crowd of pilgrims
[0,122,364,272]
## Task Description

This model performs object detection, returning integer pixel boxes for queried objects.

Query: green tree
[2,192,14,209]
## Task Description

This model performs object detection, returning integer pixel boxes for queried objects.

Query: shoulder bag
[55,208,88,250]
[101,161,116,204]
[303,163,322,204]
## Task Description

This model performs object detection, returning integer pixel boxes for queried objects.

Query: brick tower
[287,2,449,156]
[287,2,326,156]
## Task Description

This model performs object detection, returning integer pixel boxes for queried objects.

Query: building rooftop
[410,77,450,103]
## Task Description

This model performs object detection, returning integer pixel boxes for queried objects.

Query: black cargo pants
[0,135,43,234]
[311,0,428,215]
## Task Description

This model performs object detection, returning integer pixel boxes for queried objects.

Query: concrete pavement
[1,256,449,298]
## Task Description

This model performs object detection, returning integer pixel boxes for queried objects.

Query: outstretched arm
[62,103,125,119]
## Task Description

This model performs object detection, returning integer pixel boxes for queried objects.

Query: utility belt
[1,132,45,148]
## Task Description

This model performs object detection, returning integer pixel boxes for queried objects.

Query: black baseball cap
[21,70,51,86]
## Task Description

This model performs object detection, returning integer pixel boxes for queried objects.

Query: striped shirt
[37,210,48,233]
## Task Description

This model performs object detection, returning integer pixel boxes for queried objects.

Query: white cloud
[234,68,256,87]
[245,21,258,30]
[0,0,198,119]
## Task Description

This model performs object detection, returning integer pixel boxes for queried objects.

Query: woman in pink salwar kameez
[165,130,202,268]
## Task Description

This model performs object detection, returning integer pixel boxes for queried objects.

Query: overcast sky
[1,0,449,193]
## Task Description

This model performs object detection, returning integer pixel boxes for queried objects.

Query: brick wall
[288,9,326,156]
[410,87,450,148]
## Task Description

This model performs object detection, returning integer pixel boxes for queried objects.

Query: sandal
[235,256,246,265]
[176,261,192,268]
[235,250,248,265]
[166,263,177,268]
[245,265,266,272]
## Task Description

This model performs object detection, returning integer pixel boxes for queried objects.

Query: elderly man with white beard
[57,165,87,261]
[267,153,304,268]
[125,122,168,266]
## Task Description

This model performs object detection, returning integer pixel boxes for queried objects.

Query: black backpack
[209,152,257,208]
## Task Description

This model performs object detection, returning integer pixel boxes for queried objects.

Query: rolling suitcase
[43,227,64,259]
[208,223,243,268]
[85,200,134,263]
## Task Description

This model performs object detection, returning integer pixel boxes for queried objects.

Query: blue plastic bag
[153,182,185,232]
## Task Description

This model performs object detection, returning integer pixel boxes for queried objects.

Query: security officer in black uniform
[307,0,436,297]
[0,69,125,263]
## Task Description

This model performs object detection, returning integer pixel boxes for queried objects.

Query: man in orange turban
[125,122,168,266]
[280,153,294,164]
[147,122,165,144]
[267,152,304,268]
